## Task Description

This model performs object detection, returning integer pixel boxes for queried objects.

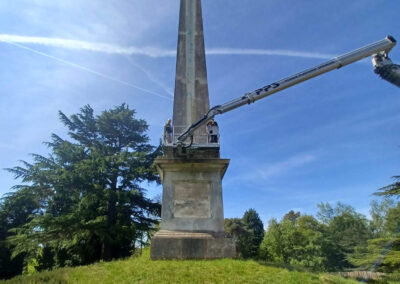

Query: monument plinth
[150,0,236,259]
[150,158,235,259]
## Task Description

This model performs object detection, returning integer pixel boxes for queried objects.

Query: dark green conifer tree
[4,104,161,273]
[241,209,264,258]
[375,176,400,198]
[0,188,41,279]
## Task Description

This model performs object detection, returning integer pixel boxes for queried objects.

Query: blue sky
[0,0,399,224]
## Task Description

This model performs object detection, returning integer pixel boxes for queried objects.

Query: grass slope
[2,250,358,284]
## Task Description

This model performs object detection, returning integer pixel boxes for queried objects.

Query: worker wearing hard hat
[207,119,219,143]
[164,119,173,144]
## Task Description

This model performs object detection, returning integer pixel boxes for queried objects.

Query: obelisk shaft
[173,0,210,142]
[151,0,235,259]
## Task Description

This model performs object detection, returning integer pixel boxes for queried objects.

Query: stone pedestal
[151,230,235,259]
[150,157,236,259]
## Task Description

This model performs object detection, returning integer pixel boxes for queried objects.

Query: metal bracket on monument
[175,135,194,157]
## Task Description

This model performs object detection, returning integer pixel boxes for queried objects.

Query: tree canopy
[259,213,330,271]
[224,208,264,258]
[259,203,376,272]
[1,104,161,277]
[375,176,400,198]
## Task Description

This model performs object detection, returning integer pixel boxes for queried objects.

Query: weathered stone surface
[173,181,211,218]
[173,0,210,144]
[150,157,236,259]
[154,157,229,233]
[150,230,236,260]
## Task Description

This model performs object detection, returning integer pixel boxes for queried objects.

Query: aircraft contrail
[0,34,338,100]
[3,40,172,101]
[126,57,174,97]
[0,34,336,60]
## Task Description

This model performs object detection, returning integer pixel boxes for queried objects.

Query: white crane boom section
[177,36,397,145]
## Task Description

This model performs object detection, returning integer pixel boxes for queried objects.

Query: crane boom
[177,36,397,145]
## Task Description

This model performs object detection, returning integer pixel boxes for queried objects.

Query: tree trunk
[103,175,118,261]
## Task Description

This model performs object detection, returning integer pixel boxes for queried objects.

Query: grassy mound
[1,250,359,284]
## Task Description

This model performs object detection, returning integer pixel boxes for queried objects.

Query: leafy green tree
[316,202,358,225]
[385,202,400,234]
[259,219,283,262]
[260,203,371,272]
[224,209,264,258]
[283,210,300,222]
[292,215,329,270]
[328,211,370,267]
[5,104,161,272]
[316,202,370,269]
[260,213,330,271]
[224,218,250,258]
[316,202,334,225]
[369,198,396,238]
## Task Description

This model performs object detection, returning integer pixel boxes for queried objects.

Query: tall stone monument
[150,0,236,259]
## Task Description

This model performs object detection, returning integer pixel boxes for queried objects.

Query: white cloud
[229,153,317,183]
[0,34,175,57]
[255,153,316,179]
[0,34,336,60]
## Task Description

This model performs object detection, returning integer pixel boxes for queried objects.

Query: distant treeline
[225,199,400,273]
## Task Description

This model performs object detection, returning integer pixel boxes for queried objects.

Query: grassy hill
[1,250,360,284]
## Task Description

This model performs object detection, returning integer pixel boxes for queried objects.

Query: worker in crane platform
[164,119,173,144]
[207,119,219,143]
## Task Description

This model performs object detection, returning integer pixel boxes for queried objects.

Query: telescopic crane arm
[177,36,398,145]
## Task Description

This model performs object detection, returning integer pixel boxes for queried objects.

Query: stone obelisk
[150,0,236,259]
[172,0,209,145]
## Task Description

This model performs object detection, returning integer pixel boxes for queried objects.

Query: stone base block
[150,230,236,260]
